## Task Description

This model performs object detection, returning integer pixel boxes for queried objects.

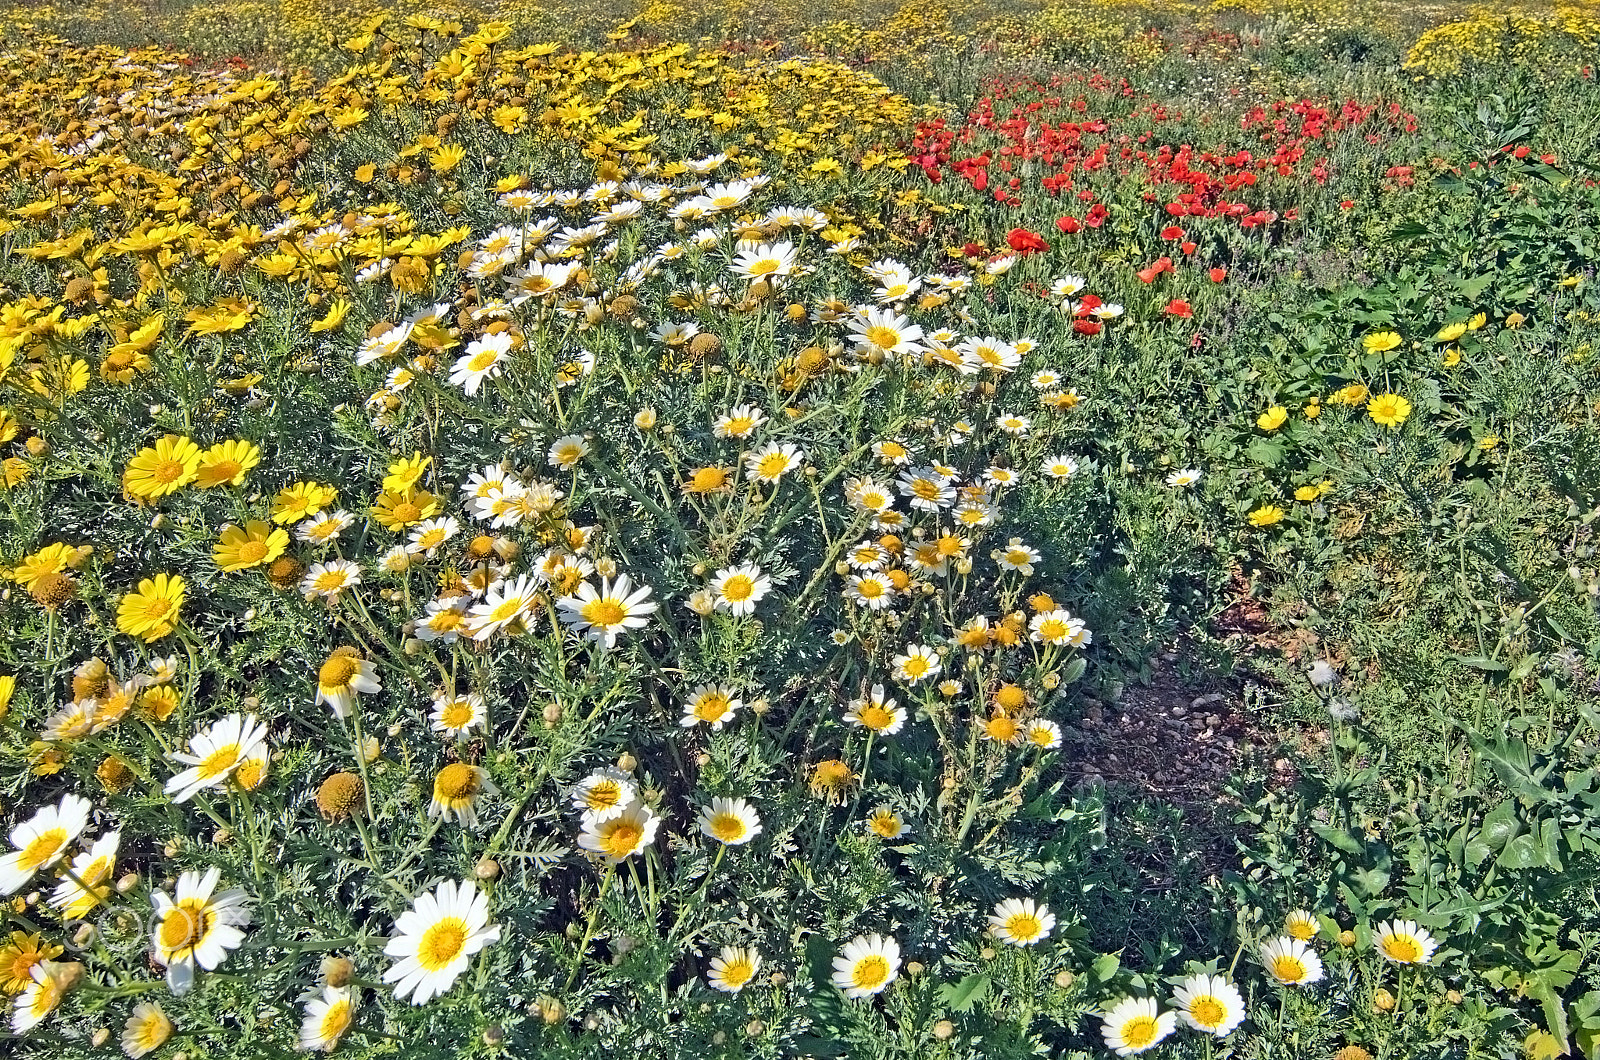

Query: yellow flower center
[709,813,746,842]
[488,597,523,623]
[440,701,474,729]
[20,828,67,870]
[1382,935,1423,963]
[857,579,885,600]
[864,325,899,349]
[987,716,1019,742]
[319,656,360,689]
[719,958,755,988]
[152,458,186,484]
[391,502,421,524]
[197,744,241,780]
[313,571,350,592]
[206,459,242,482]
[601,820,644,858]
[584,781,622,812]
[694,693,732,722]
[417,917,468,971]
[1189,996,1226,1028]
[583,598,626,628]
[236,539,269,565]
[721,575,754,602]
[158,900,212,954]
[1121,1016,1159,1048]
[869,813,901,837]
[434,763,481,801]
[319,998,354,1041]
[1005,913,1042,941]
[910,479,941,500]
[1038,620,1067,640]
[756,454,788,479]
[468,351,499,372]
[858,704,893,730]
[1272,955,1306,982]
[141,597,173,619]
[852,955,890,990]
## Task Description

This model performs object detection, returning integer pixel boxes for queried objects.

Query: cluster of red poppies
[908,73,1424,227]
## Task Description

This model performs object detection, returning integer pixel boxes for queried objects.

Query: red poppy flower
[1072,319,1103,335]
[1164,299,1193,318]
[1056,216,1081,234]
[1006,228,1049,254]
[961,242,985,258]
[1180,241,1197,255]
[1208,267,1227,282]
[1084,203,1109,228]
[1161,225,1185,240]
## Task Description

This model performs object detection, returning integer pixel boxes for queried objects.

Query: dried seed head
[316,772,363,821]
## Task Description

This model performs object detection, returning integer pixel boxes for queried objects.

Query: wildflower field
[1,0,1599,1056]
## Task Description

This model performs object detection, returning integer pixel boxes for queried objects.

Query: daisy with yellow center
[568,767,636,824]
[844,685,905,735]
[212,520,289,573]
[556,574,658,650]
[710,563,771,616]
[301,559,363,601]
[299,985,355,1052]
[1024,719,1063,749]
[450,333,512,396]
[0,793,92,895]
[983,713,1021,745]
[1101,996,1176,1055]
[988,897,1056,946]
[1373,919,1437,965]
[578,800,661,863]
[744,441,805,484]
[866,807,908,839]
[407,516,460,558]
[891,644,941,686]
[831,934,900,999]
[193,439,261,489]
[1285,909,1319,941]
[430,692,486,739]
[467,574,540,641]
[298,510,356,546]
[371,487,441,532]
[165,712,269,804]
[383,879,501,1004]
[1172,973,1246,1036]
[683,465,730,494]
[116,573,185,642]
[430,763,499,829]
[1259,936,1324,986]
[846,572,896,610]
[1030,609,1090,647]
[708,946,761,993]
[681,684,742,730]
[1041,455,1079,480]
[121,1001,173,1057]
[150,867,253,995]
[49,831,119,919]
[714,404,767,439]
[698,797,762,846]
[315,648,381,719]
[122,434,201,500]
[11,960,79,1034]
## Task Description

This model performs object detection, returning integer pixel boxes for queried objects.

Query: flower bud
[746,1020,766,1037]
[617,753,637,772]
[933,1020,954,1040]
[475,858,501,880]
[1054,970,1075,988]
[92,1028,110,1048]
[322,956,355,987]
[1373,988,1396,1012]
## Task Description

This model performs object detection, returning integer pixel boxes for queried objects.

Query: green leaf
[1311,822,1365,856]
[1091,954,1120,982]
[937,974,992,1013]
[1497,832,1545,870]
[1246,438,1286,467]
[1060,656,1087,686]
[1477,799,1522,857]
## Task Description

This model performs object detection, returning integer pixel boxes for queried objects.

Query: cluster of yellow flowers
[1404,4,1600,76]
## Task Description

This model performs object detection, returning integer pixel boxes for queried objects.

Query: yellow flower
[1467,312,1486,330]
[1361,332,1402,353]
[1434,321,1467,342]
[1504,312,1525,328]
[1330,383,1369,406]
[1256,406,1288,431]
[271,481,338,524]
[116,574,185,642]
[429,144,467,174]
[1303,400,1321,419]
[354,163,377,184]
[194,439,261,489]
[370,487,440,531]
[1366,393,1412,429]
[1478,434,1500,450]
[1441,347,1461,368]
[309,299,351,334]
[382,452,432,493]
[213,521,289,573]
[122,435,201,500]
[1248,505,1286,528]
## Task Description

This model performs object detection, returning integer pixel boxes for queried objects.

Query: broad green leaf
[937,974,992,1013]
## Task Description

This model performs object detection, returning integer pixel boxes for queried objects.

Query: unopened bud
[322,956,355,987]
[475,858,501,880]
[542,703,562,727]
[1054,970,1075,988]
[933,1020,954,1040]
[116,872,141,894]
[92,1028,110,1048]
[746,1020,766,1037]
[617,753,637,772]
